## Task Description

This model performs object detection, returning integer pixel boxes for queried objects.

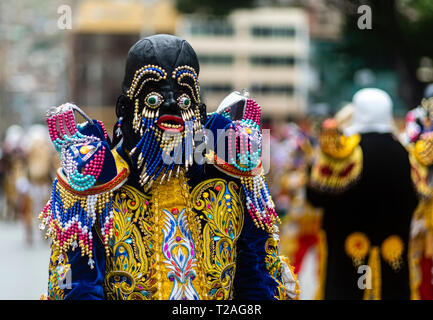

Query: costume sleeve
[40,178,112,300]
[209,92,299,300]
[46,230,106,300]
[40,104,124,300]
[234,208,299,300]
[406,114,433,299]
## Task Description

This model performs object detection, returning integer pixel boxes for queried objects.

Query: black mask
[115,34,205,187]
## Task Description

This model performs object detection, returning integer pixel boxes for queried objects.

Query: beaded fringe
[221,98,280,233]
[39,179,114,269]
[241,174,280,233]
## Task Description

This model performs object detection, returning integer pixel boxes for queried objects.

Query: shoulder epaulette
[39,149,129,268]
[209,91,279,232]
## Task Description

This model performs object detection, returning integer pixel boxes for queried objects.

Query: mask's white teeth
[161,122,182,129]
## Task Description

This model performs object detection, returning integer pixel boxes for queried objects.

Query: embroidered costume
[405,95,433,300]
[39,35,299,300]
[307,88,418,299]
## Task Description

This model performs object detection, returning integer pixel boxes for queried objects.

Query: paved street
[0,221,50,300]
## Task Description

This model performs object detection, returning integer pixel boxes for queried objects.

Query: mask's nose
[160,91,179,115]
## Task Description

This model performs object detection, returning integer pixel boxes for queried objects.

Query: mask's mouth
[157,115,184,132]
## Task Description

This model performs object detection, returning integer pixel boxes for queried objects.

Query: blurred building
[70,0,179,132]
[303,0,343,41]
[0,0,71,138]
[178,7,310,118]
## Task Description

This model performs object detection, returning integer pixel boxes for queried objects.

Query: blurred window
[201,83,234,93]
[251,84,294,95]
[251,26,296,38]
[198,55,234,65]
[190,21,234,36]
[250,56,295,66]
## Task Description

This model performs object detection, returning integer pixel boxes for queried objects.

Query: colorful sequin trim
[39,180,115,268]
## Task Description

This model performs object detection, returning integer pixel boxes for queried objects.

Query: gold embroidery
[264,238,300,300]
[409,145,433,198]
[149,173,207,300]
[47,245,70,300]
[414,138,433,167]
[104,185,156,300]
[345,232,370,267]
[381,235,404,271]
[103,176,246,300]
[321,131,361,160]
[408,200,430,300]
[310,147,362,193]
[172,66,200,104]
[265,237,285,299]
[191,179,244,299]
[310,126,362,193]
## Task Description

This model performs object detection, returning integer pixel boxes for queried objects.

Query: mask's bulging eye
[145,92,163,109]
[178,94,191,110]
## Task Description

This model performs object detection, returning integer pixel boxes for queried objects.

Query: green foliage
[321,0,433,109]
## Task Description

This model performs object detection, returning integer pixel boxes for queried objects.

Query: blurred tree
[326,0,433,109]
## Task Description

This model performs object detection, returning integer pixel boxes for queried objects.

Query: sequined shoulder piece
[209,94,280,233]
[39,149,130,268]
[55,149,129,196]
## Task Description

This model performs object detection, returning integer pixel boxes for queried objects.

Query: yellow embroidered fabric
[408,199,433,300]
[409,144,433,199]
[345,232,370,267]
[321,131,361,160]
[264,237,300,300]
[47,245,70,300]
[414,139,433,167]
[191,179,244,299]
[103,176,244,300]
[265,237,284,297]
[343,232,406,300]
[310,133,362,193]
[104,185,156,300]
[408,204,424,300]
[381,235,404,271]
[408,138,433,299]
[47,168,290,300]
[149,174,208,300]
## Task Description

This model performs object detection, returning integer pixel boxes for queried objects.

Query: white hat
[344,88,393,136]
